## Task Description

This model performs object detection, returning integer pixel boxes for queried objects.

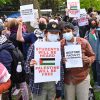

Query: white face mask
[63,32,73,41]
[47,33,59,42]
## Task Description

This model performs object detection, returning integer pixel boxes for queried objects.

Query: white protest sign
[78,9,89,26]
[34,42,61,83]
[64,44,83,68]
[67,0,80,18]
[30,9,39,28]
[20,4,34,22]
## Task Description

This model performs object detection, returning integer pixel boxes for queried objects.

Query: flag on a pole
[40,58,55,65]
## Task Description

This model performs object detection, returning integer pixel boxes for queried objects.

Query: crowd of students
[0,10,100,100]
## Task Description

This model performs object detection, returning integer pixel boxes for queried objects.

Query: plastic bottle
[16,62,22,72]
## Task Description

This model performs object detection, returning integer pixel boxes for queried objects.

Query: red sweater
[64,37,95,84]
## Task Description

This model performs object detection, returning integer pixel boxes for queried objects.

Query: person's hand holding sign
[17,17,23,25]
[82,49,90,64]
[30,59,37,67]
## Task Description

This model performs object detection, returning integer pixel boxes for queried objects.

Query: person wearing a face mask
[85,19,98,52]
[62,23,95,100]
[24,22,63,100]
[34,17,49,41]
[84,19,99,87]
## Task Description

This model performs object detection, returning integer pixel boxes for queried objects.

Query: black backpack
[9,47,26,83]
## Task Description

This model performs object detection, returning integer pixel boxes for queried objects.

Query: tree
[80,0,100,11]
[0,0,11,5]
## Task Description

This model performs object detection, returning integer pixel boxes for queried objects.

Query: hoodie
[0,40,15,73]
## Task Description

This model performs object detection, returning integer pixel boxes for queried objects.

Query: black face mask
[39,23,47,30]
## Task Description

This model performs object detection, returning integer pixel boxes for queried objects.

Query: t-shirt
[23,32,37,60]
[24,32,37,44]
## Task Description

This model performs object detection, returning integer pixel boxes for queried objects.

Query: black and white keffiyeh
[0,35,7,44]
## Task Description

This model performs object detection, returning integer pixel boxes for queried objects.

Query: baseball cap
[47,22,60,32]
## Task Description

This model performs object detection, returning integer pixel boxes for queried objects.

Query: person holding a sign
[25,21,63,100]
[62,22,95,100]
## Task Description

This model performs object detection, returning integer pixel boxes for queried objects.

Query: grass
[90,68,100,100]
[95,92,100,100]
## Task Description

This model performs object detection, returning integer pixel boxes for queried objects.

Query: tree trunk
[19,0,40,32]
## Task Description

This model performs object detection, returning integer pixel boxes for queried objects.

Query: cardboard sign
[20,4,34,22]
[78,9,89,26]
[67,0,80,18]
[64,44,83,68]
[34,42,61,83]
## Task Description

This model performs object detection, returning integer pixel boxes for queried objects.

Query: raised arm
[16,19,25,42]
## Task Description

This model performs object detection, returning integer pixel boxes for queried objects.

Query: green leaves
[0,0,11,5]
[80,0,100,10]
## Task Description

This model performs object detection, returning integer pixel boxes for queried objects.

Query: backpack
[9,47,26,83]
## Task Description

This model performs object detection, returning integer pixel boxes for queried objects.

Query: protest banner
[67,0,80,18]
[64,44,83,68]
[34,42,61,83]
[78,9,89,26]
[20,4,34,22]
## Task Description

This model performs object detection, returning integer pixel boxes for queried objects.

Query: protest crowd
[0,1,100,100]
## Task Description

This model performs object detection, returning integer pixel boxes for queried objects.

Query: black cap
[47,22,60,32]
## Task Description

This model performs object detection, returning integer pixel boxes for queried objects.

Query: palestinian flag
[90,29,97,41]
[70,6,77,10]
[40,58,55,65]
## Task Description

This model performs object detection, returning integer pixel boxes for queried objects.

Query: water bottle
[16,62,22,73]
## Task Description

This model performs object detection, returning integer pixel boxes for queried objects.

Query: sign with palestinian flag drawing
[78,9,89,26]
[67,0,80,18]
[34,42,61,83]
[64,44,83,68]
[40,58,55,65]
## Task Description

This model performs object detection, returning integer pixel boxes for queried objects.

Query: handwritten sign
[64,44,83,68]
[34,42,61,83]
[30,9,39,28]
[78,9,89,26]
[20,4,34,22]
[67,0,80,18]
